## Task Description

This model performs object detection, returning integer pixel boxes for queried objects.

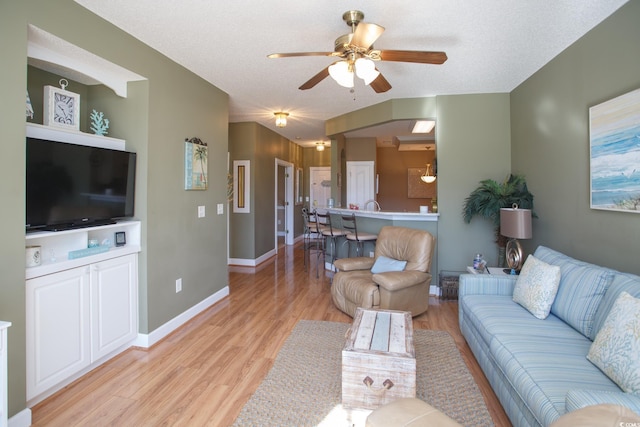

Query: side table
[466,266,511,276]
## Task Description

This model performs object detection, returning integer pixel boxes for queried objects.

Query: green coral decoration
[90,109,110,136]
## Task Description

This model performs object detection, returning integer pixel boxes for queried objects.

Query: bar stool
[341,213,378,257]
[316,211,348,268]
[301,208,324,277]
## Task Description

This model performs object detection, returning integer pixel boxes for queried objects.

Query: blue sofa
[459,246,640,427]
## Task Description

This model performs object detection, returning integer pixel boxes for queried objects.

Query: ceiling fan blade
[268,52,334,59]
[377,50,448,64]
[350,22,385,49]
[369,71,391,93]
[299,66,331,90]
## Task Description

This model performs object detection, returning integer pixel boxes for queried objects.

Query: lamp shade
[354,58,380,85]
[500,207,532,239]
[328,61,354,88]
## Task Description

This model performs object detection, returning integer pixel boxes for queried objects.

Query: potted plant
[462,174,535,267]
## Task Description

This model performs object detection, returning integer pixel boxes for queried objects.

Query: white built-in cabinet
[25,219,140,404]
[0,321,10,427]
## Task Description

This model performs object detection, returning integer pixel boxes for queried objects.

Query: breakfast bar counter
[314,208,438,288]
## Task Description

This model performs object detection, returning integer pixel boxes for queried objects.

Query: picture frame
[184,138,208,190]
[233,160,250,213]
[115,231,126,247]
[408,168,436,199]
[43,84,81,130]
[589,87,640,213]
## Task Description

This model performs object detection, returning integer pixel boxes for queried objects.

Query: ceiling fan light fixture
[328,61,354,88]
[420,163,436,183]
[355,58,380,85]
[274,112,289,128]
[316,142,326,151]
[412,120,436,134]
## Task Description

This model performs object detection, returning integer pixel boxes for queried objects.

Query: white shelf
[26,220,141,280]
[26,123,125,151]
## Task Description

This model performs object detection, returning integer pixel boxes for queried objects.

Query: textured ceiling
[75,0,628,147]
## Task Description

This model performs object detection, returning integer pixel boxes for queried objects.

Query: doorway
[309,167,331,208]
[275,159,294,251]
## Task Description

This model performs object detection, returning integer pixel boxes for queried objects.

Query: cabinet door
[26,267,91,400]
[91,254,138,361]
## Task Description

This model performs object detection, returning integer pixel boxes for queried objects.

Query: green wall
[436,94,512,269]
[511,0,640,274]
[228,122,305,260]
[1,0,229,417]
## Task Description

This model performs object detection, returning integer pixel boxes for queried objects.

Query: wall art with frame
[233,160,250,213]
[589,87,640,213]
[185,137,208,190]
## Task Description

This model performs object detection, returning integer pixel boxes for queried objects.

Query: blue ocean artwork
[590,88,640,212]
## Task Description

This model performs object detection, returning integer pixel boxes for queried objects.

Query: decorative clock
[43,79,80,130]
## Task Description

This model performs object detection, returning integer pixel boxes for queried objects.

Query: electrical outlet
[369,251,374,258]
[175,278,182,293]
[217,203,223,214]
[198,206,205,218]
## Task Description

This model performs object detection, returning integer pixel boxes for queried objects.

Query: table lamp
[500,204,532,274]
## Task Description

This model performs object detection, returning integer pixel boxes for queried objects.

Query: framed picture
[43,85,80,130]
[589,87,640,213]
[408,168,436,198]
[185,138,208,190]
[233,160,250,213]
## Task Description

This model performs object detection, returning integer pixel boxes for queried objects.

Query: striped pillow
[587,292,640,394]
[534,246,614,338]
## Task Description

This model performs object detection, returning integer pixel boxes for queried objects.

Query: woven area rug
[232,320,494,427]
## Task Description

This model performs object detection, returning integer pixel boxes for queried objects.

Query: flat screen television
[26,137,137,232]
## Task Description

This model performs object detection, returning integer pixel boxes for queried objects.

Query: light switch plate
[217,203,223,214]
[198,206,205,218]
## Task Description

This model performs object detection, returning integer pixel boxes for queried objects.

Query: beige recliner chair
[331,226,436,317]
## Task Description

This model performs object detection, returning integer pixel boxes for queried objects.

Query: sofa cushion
[512,255,561,319]
[490,333,620,426]
[588,292,640,394]
[370,255,407,274]
[460,295,584,347]
[534,246,614,339]
[592,272,640,338]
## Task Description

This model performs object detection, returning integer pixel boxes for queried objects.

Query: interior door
[309,167,331,208]
[346,161,375,209]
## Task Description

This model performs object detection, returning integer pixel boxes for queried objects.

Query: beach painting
[589,88,640,213]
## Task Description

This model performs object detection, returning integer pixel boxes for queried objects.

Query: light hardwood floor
[31,243,511,426]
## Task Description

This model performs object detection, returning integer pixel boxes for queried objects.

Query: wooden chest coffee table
[342,308,416,410]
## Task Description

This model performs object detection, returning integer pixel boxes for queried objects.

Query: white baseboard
[133,286,229,348]
[228,248,276,267]
[8,408,31,427]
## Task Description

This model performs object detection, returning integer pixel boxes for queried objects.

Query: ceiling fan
[268,10,448,93]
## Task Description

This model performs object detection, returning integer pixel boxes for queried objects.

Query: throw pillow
[551,264,614,339]
[371,255,407,274]
[587,291,640,394]
[512,255,561,319]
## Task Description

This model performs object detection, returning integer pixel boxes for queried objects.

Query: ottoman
[365,398,462,427]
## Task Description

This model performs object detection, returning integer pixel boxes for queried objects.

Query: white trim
[133,286,229,348]
[8,408,31,427]
[275,159,294,249]
[228,248,276,267]
[26,122,125,151]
